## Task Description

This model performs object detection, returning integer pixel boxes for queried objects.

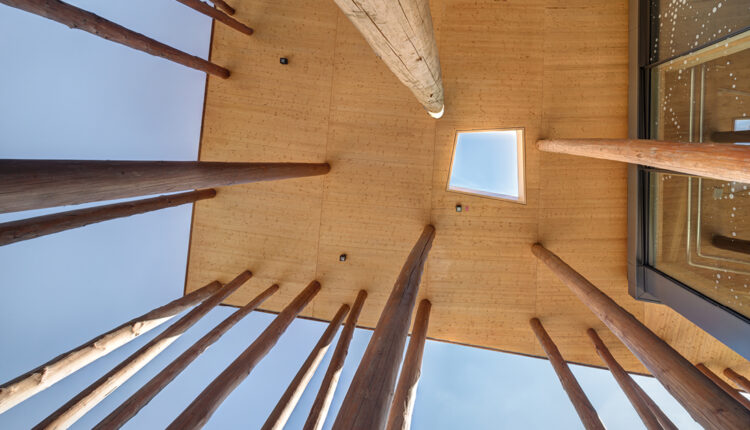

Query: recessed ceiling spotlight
[339,253,347,262]
[455,204,463,212]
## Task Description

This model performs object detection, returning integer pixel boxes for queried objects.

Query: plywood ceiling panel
[185,0,748,385]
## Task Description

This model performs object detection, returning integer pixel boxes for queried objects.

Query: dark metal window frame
[627,0,750,360]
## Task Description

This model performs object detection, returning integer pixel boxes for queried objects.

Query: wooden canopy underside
[185,0,748,384]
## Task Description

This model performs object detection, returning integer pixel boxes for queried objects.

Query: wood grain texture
[0,282,221,414]
[695,363,750,411]
[0,189,215,246]
[333,225,434,430]
[304,290,368,430]
[533,244,750,430]
[332,0,444,116]
[262,304,350,430]
[186,0,747,388]
[0,0,230,77]
[537,138,750,183]
[167,281,321,430]
[530,318,604,430]
[212,0,234,15]
[0,160,329,213]
[95,284,279,429]
[175,0,253,35]
[35,272,251,429]
[587,329,662,430]
[387,299,431,430]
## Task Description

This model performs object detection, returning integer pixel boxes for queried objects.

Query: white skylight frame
[446,128,526,204]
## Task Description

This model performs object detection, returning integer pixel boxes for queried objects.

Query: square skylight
[447,128,526,204]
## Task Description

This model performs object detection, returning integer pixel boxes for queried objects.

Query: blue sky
[0,1,707,429]
[449,131,520,198]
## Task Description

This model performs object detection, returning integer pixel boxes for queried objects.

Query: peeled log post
[333,225,435,430]
[167,280,322,429]
[630,380,679,430]
[711,130,750,143]
[0,189,216,246]
[0,159,330,213]
[332,0,444,118]
[724,368,750,394]
[387,299,431,430]
[34,271,251,429]
[695,364,750,411]
[212,0,235,15]
[175,0,252,35]
[712,235,750,256]
[262,304,351,430]
[530,319,604,430]
[303,290,368,430]
[532,243,750,429]
[0,0,230,78]
[0,282,221,414]
[95,284,279,429]
[536,139,750,184]
[586,329,661,430]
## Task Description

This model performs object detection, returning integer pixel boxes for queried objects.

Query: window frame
[445,127,527,204]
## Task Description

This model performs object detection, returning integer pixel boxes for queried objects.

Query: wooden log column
[695,364,750,411]
[34,271,251,429]
[586,329,662,430]
[175,0,253,35]
[212,0,234,15]
[167,280,321,430]
[332,225,435,430]
[536,138,750,183]
[0,282,221,414]
[724,368,750,394]
[304,290,368,430]
[530,318,604,430]
[0,189,216,246]
[0,0,230,78]
[262,304,351,430]
[331,0,444,118]
[95,284,279,429]
[532,243,750,429]
[387,299,431,430]
[630,379,679,430]
[0,159,330,213]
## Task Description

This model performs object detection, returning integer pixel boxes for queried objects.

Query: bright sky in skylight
[449,130,521,199]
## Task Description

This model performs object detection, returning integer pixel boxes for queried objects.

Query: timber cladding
[184,0,749,384]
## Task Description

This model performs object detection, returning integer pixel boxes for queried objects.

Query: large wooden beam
[0,0,230,78]
[167,280,321,429]
[711,130,750,143]
[532,243,750,429]
[95,284,279,429]
[332,225,435,430]
[304,290,368,430]
[0,282,221,414]
[724,368,750,393]
[332,0,444,118]
[387,299,431,430]
[262,304,351,430]
[175,0,252,35]
[536,138,750,183]
[695,364,750,411]
[530,318,604,430]
[586,329,661,430]
[0,189,215,246]
[34,271,251,429]
[0,159,330,213]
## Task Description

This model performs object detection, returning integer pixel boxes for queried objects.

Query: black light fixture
[280,57,289,65]
[455,203,463,212]
[339,253,347,262]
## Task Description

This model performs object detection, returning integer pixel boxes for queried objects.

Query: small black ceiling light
[280,57,289,65]
[455,204,463,212]
[339,253,347,262]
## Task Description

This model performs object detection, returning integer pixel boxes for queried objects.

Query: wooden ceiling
[185,0,749,387]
